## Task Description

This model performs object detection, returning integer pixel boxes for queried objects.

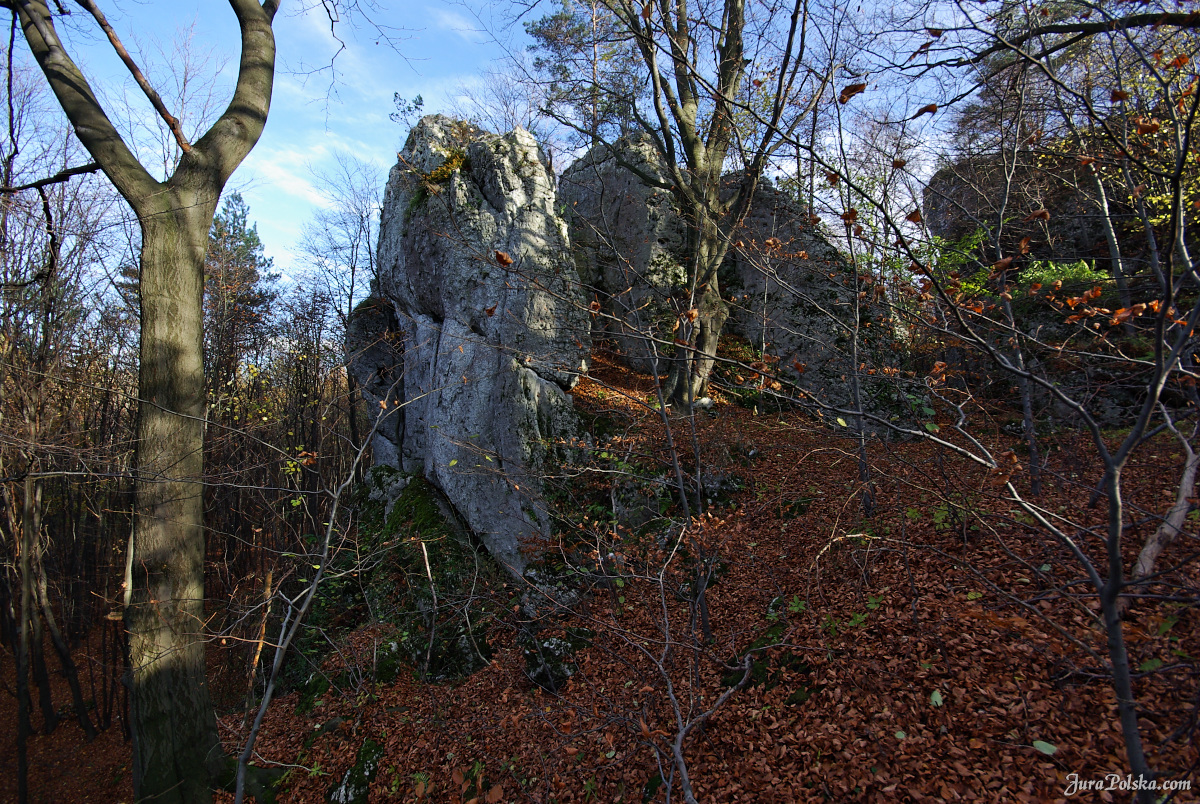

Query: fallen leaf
[495,250,514,266]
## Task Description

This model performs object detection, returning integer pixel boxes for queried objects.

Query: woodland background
[1,0,1199,803]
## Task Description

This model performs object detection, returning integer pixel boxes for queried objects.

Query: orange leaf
[452,768,465,786]
[484,304,497,317]
[1169,54,1190,70]
[839,82,867,103]
[564,746,579,756]
[641,1,652,20]
[926,27,943,37]
[1023,209,1050,222]
[992,256,1014,271]
[825,171,840,185]
[892,158,908,169]
[1077,155,1095,166]
[1018,236,1031,254]
[494,250,514,266]
[1136,119,1161,136]
[486,784,504,804]
[1111,89,1131,102]
[912,103,938,119]
[906,209,923,223]
[907,41,933,62]
[841,208,858,223]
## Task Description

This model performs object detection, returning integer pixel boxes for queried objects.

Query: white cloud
[427,7,488,44]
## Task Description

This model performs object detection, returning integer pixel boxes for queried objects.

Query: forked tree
[5,1,279,801]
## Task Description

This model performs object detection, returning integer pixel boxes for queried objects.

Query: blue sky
[54,1,517,278]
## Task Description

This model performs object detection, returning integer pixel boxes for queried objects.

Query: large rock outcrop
[721,183,893,413]
[922,156,1135,264]
[559,135,687,373]
[561,136,899,415]
[349,115,590,574]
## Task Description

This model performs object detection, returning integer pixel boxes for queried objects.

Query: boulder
[353,115,590,575]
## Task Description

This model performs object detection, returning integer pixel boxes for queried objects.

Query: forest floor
[4,351,1199,803]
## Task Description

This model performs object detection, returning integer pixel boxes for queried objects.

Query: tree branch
[0,161,99,193]
[184,0,276,188]
[971,12,1200,65]
[73,0,191,153]
[12,0,159,209]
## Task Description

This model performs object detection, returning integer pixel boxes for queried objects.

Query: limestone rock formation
[559,135,688,373]
[345,296,404,468]
[922,156,1133,264]
[722,183,870,412]
[561,136,898,415]
[350,115,590,574]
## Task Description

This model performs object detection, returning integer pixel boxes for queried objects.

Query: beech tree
[5,2,279,801]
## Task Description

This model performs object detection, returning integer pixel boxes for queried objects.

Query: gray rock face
[354,115,590,574]
[721,183,870,412]
[560,135,688,373]
[561,136,896,415]
[922,157,1130,264]
[346,296,404,467]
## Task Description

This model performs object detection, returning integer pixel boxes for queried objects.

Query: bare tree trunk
[126,202,225,804]
[21,479,59,736]
[662,283,729,406]
[1121,416,1199,615]
[36,559,97,739]
[16,477,34,804]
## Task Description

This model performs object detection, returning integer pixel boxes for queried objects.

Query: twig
[0,162,100,193]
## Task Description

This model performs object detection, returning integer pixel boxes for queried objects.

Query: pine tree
[203,192,277,399]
